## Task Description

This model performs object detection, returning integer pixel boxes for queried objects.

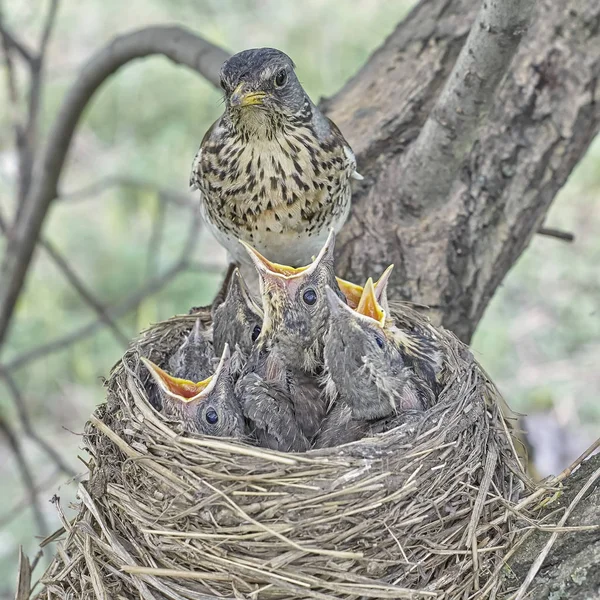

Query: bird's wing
[326,117,363,180]
[291,372,326,440]
[189,117,222,191]
[313,402,366,449]
[236,373,309,452]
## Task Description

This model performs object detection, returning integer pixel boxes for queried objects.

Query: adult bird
[141,345,245,438]
[190,48,362,281]
[235,229,341,452]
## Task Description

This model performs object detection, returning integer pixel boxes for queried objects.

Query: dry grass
[25,306,545,599]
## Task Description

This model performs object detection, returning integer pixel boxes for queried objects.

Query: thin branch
[59,175,195,208]
[0,211,129,348]
[0,412,49,539]
[537,227,575,243]
[3,206,204,372]
[144,195,167,280]
[399,0,534,209]
[0,368,76,478]
[37,236,130,347]
[0,26,230,348]
[19,0,61,208]
[0,8,34,63]
[0,469,60,529]
[38,0,59,58]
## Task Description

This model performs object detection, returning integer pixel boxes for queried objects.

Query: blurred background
[0,0,598,594]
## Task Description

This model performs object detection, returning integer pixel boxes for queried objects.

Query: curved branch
[400,0,534,209]
[0,26,230,348]
[328,0,600,341]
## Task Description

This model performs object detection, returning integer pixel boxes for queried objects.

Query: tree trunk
[326,0,600,342]
[506,454,600,599]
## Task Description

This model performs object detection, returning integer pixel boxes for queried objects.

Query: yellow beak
[230,84,266,107]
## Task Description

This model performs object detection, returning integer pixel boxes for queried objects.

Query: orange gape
[239,241,310,277]
[355,278,386,326]
[142,359,212,401]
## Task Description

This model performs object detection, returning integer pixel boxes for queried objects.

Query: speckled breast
[198,124,353,266]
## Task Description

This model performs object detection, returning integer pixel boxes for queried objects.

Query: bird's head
[212,268,264,361]
[323,279,417,419]
[141,344,244,438]
[168,318,213,379]
[240,228,341,370]
[220,48,306,122]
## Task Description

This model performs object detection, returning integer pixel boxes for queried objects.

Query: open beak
[141,344,230,403]
[240,228,336,286]
[230,84,267,108]
[335,277,364,309]
[336,263,394,310]
[356,278,386,327]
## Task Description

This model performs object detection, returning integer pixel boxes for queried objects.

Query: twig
[144,195,167,281]
[0,211,128,348]
[0,469,60,529]
[0,26,230,348]
[511,465,600,600]
[59,175,195,208]
[0,7,34,63]
[14,547,32,600]
[20,0,61,207]
[399,0,534,208]
[2,261,184,371]
[0,412,49,539]
[3,206,204,372]
[38,236,130,347]
[0,368,76,477]
[537,227,575,243]
[552,436,600,484]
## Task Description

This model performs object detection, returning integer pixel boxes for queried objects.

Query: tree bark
[326,0,600,342]
[505,454,600,599]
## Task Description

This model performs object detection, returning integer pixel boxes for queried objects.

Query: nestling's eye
[374,334,385,349]
[274,69,287,87]
[220,78,227,91]
[205,409,219,425]
[303,288,317,306]
[251,325,261,342]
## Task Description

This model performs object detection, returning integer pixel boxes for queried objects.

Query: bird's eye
[251,325,261,342]
[220,78,227,91]
[274,69,287,87]
[303,288,317,306]
[205,409,219,425]
[374,334,385,349]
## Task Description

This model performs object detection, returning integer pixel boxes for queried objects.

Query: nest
[31,304,536,599]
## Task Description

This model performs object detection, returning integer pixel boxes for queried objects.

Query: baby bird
[315,280,433,448]
[169,318,215,382]
[141,345,245,438]
[212,267,264,375]
[236,229,341,452]
[338,265,443,392]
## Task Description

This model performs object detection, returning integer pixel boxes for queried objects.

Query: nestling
[190,48,362,269]
[315,280,433,448]
[235,230,342,451]
[169,318,215,382]
[211,267,263,374]
[324,280,430,419]
[141,345,245,438]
